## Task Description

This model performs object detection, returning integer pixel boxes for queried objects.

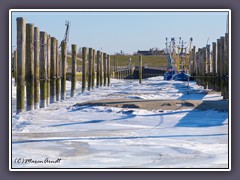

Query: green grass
[66,72,82,81]
[65,54,168,68]
[110,55,167,67]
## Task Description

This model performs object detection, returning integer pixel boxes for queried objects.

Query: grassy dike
[110,55,167,67]
[65,54,168,81]
[66,54,168,67]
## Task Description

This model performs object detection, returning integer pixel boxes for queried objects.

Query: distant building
[136,48,165,56]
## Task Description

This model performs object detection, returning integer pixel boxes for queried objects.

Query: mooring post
[50,37,56,103]
[216,39,221,92]
[46,35,51,105]
[224,33,229,99]
[203,47,207,89]
[206,45,211,89]
[92,49,95,89]
[39,32,48,108]
[212,42,217,90]
[103,53,107,86]
[107,54,110,86]
[96,50,100,88]
[220,37,225,97]
[199,48,203,87]
[13,50,17,86]
[56,40,61,101]
[192,46,196,80]
[82,47,87,93]
[139,55,142,83]
[16,17,26,113]
[71,44,77,97]
[113,57,116,79]
[196,48,202,85]
[100,52,103,87]
[195,50,199,85]
[61,41,67,99]
[88,48,93,91]
[26,23,35,111]
[11,53,13,77]
[34,27,40,109]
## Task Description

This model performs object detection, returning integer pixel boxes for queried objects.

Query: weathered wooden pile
[189,33,229,100]
[13,17,111,114]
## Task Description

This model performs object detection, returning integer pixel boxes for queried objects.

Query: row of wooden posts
[14,17,117,114]
[114,68,132,79]
[113,56,143,82]
[189,33,229,99]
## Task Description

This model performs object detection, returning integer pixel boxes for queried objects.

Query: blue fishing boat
[164,37,193,81]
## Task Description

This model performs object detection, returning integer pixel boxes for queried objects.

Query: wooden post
[216,39,221,92]
[107,54,110,86]
[195,51,199,85]
[26,23,35,111]
[13,50,17,86]
[82,47,87,93]
[192,46,196,78]
[47,35,51,105]
[56,40,59,94]
[224,33,229,99]
[88,48,93,91]
[212,42,217,90]
[113,57,116,79]
[220,37,225,97]
[206,45,211,89]
[100,52,103,87]
[201,48,204,86]
[96,50,100,88]
[92,49,95,88]
[198,49,202,86]
[39,32,48,108]
[50,37,56,103]
[139,55,142,83]
[103,53,107,86]
[71,44,77,97]
[16,17,26,113]
[34,27,40,109]
[56,40,61,101]
[61,41,67,99]
[203,47,207,89]
[56,41,62,101]
[206,45,211,75]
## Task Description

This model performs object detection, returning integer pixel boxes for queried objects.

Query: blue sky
[11,11,228,55]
